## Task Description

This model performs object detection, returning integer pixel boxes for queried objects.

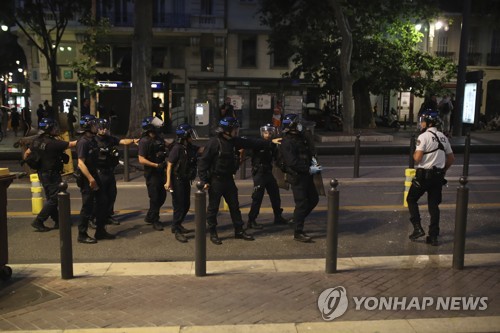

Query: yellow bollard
[403,168,416,207]
[221,198,229,211]
[30,173,44,214]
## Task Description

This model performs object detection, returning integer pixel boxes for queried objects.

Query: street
[3,153,500,263]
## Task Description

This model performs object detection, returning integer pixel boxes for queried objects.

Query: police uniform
[138,133,167,228]
[31,134,70,231]
[281,131,319,240]
[407,126,453,242]
[168,141,198,233]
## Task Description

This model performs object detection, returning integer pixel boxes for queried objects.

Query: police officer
[280,114,321,242]
[165,124,202,243]
[94,118,137,226]
[247,123,288,229]
[24,118,76,231]
[138,116,169,231]
[407,109,454,246]
[198,117,268,245]
[76,115,116,244]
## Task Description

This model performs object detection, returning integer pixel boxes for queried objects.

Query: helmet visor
[260,125,276,139]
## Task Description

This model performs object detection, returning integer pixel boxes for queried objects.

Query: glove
[309,165,322,175]
[157,161,167,169]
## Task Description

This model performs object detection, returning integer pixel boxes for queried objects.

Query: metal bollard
[326,179,340,274]
[239,157,247,180]
[463,132,471,177]
[353,133,360,178]
[123,144,130,182]
[58,181,73,279]
[195,181,207,277]
[453,177,469,270]
[409,134,416,169]
[404,115,407,130]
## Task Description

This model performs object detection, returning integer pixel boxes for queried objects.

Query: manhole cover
[0,278,60,315]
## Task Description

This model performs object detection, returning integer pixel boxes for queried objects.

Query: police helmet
[79,114,97,132]
[260,123,277,138]
[97,118,110,130]
[419,109,441,127]
[282,113,303,133]
[218,117,239,133]
[39,118,57,133]
[176,123,198,140]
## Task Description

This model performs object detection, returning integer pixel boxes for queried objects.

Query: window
[56,43,77,65]
[240,36,257,68]
[170,45,185,68]
[271,40,289,68]
[152,47,168,68]
[112,47,131,71]
[95,48,111,67]
[201,0,213,15]
[201,47,214,72]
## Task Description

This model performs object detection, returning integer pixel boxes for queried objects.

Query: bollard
[463,132,471,177]
[30,173,43,214]
[409,134,416,169]
[58,181,73,279]
[326,179,340,274]
[403,168,416,207]
[195,181,207,277]
[123,144,130,182]
[353,133,360,178]
[453,177,469,270]
[239,157,247,180]
[404,115,407,130]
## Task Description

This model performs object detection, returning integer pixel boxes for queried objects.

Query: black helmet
[175,123,198,139]
[218,117,239,133]
[39,118,57,133]
[419,109,441,127]
[282,113,302,133]
[142,115,164,132]
[260,123,277,138]
[80,114,97,131]
[97,118,110,130]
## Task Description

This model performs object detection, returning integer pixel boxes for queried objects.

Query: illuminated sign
[463,83,477,124]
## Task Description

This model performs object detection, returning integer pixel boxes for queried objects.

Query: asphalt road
[3,153,500,264]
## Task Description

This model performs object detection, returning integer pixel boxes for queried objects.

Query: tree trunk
[330,0,354,134]
[353,79,372,129]
[129,0,153,137]
[49,58,59,114]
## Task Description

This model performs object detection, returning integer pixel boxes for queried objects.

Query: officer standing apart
[76,115,116,243]
[198,117,268,245]
[247,123,289,229]
[165,124,202,243]
[24,118,76,231]
[138,116,169,231]
[407,109,454,246]
[279,114,321,243]
[94,118,138,225]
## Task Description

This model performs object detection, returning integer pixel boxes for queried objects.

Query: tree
[8,0,89,108]
[259,0,456,133]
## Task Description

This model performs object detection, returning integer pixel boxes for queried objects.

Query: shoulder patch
[416,139,421,146]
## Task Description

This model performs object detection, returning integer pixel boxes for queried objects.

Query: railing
[467,52,483,66]
[97,11,222,29]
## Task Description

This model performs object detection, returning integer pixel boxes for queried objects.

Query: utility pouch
[73,168,84,188]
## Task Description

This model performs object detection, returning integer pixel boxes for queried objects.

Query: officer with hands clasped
[247,123,289,229]
[138,116,169,231]
[197,117,269,245]
[407,109,455,246]
[165,123,202,243]
[279,114,321,243]
[24,118,76,231]
[76,115,116,244]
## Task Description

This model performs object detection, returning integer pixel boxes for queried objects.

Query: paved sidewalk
[1,254,499,332]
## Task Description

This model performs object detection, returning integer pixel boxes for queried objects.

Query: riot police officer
[138,116,169,231]
[24,118,76,231]
[247,123,288,229]
[407,109,454,246]
[280,114,321,242]
[198,117,268,245]
[165,123,201,243]
[76,115,116,244]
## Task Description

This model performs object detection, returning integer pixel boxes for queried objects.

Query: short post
[240,157,247,180]
[409,134,416,169]
[453,177,469,270]
[123,144,130,182]
[326,179,340,274]
[58,181,73,279]
[195,181,207,277]
[353,133,360,178]
[463,132,471,177]
[404,115,407,130]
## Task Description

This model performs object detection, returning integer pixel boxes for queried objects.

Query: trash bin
[0,173,16,281]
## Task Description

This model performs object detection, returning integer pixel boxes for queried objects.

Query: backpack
[22,137,47,170]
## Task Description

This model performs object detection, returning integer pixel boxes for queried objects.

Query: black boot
[294,231,312,243]
[409,224,425,241]
[174,231,188,243]
[95,228,116,240]
[78,233,97,244]
[426,235,439,246]
[235,228,255,241]
[273,215,289,225]
[209,228,222,245]
[31,219,50,232]
[247,220,263,229]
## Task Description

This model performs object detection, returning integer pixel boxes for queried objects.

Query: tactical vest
[36,135,65,173]
[212,138,240,176]
[173,143,197,180]
[144,136,167,163]
[251,146,273,174]
[80,135,99,174]
[96,135,120,169]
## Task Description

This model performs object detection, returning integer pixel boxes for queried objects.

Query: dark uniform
[138,131,168,230]
[407,110,454,246]
[30,129,71,231]
[280,114,320,242]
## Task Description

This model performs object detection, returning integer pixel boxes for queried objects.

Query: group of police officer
[25,106,453,247]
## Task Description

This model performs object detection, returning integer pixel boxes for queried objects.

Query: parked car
[302,107,343,131]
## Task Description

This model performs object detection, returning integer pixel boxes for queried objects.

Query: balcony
[467,52,483,66]
[190,15,225,29]
[487,53,500,66]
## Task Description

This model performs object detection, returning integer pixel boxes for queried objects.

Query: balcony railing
[467,52,483,66]
[487,53,500,66]
[97,11,223,29]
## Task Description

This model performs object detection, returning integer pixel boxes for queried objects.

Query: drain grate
[0,278,60,315]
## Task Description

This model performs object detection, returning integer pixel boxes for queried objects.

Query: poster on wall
[463,83,477,124]
[256,94,272,109]
[228,95,243,110]
[284,95,303,115]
